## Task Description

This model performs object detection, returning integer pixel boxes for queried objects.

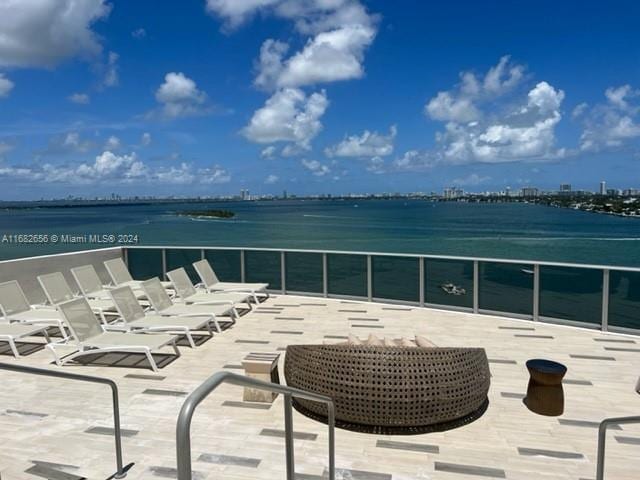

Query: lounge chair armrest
[190,299,234,306]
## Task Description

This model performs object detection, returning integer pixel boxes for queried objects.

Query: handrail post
[284,394,295,480]
[533,263,540,321]
[161,248,167,281]
[473,260,479,313]
[281,251,286,294]
[240,249,246,283]
[367,255,373,302]
[601,269,610,332]
[322,252,328,298]
[418,257,425,307]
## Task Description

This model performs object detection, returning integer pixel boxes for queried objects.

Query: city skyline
[0,1,640,200]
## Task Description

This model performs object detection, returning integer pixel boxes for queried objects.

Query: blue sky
[0,0,639,200]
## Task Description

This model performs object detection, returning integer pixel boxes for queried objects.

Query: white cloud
[393,149,437,171]
[102,51,119,88]
[0,0,111,68]
[425,55,525,123]
[451,173,491,186]
[572,102,588,118]
[422,57,566,166]
[68,92,90,104]
[257,24,376,90]
[579,84,640,151]
[0,73,13,98]
[141,132,152,146]
[0,150,231,186]
[325,125,396,157]
[265,174,279,184]
[104,135,121,151]
[242,88,328,148]
[132,28,146,39]
[206,0,375,35]
[154,72,209,119]
[301,158,330,176]
[260,145,277,159]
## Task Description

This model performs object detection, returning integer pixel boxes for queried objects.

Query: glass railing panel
[126,248,163,280]
[479,261,534,316]
[166,248,201,283]
[425,258,474,309]
[327,253,367,297]
[608,270,640,330]
[245,250,281,291]
[539,266,602,325]
[204,249,241,282]
[372,255,419,302]
[285,252,323,293]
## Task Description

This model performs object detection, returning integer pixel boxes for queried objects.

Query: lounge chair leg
[144,348,160,372]
[42,329,51,343]
[186,332,196,348]
[8,338,20,358]
[46,344,62,366]
[211,317,221,333]
[171,342,181,357]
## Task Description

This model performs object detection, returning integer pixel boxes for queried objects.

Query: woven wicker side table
[242,352,281,403]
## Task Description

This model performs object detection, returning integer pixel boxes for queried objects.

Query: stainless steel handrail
[0,362,133,479]
[125,244,640,272]
[596,415,640,480]
[176,371,335,480]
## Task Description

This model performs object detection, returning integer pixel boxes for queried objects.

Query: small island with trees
[178,209,235,219]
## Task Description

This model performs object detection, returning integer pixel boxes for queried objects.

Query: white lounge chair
[109,286,215,348]
[0,280,68,340]
[38,272,118,324]
[71,264,145,301]
[0,324,49,358]
[104,257,172,290]
[140,278,237,332]
[49,297,180,372]
[167,267,254,308]
[193,258,269,301]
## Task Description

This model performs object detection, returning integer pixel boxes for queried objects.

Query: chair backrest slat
[71,265,104,295]
[140,277,173,312]
[109,286,145,323]
[0,280,31,316]
[104,258,134,285]
[57,297,103,342]
[38,272,76,305]
[167,268,197,300]
[193,259,219,287]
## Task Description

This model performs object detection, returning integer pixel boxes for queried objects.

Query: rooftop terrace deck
[0,295,638,480]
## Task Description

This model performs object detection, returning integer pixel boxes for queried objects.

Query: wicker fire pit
[284,344,490,434]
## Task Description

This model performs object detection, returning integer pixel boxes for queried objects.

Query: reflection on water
[524,359,567,417]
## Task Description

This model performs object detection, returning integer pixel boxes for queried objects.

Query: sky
[0,0,639,200]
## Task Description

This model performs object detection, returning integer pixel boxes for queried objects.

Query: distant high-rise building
[283,190,287,199]
[599,181,606,195]
[560,183,571,192]
[521,187,539,198]
[240,189,250,200]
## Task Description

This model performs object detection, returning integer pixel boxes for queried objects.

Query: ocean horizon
[2,199,638,267]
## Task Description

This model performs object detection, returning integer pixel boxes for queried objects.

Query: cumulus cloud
[579,84,640,151]
[255,23,376,90]
[393,149,438,171]
[68,92,90,104]
[206,0,375,35]
[242,88,328,148]
[0,73,13,97]
[301,158,330,176]
[325,125,396,157]
[265,173,279,184]
[140,132,152,146]
[420,57,566,166]
[153,72,209,119]
[0,0,111,68]
[0,150,231,186]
